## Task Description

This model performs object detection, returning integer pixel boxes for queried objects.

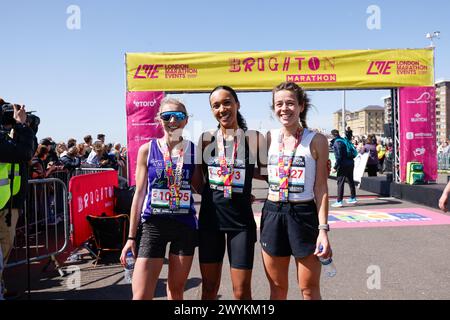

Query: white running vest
[267,128,316,202]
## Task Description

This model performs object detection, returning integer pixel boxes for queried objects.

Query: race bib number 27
[268,165,305,185]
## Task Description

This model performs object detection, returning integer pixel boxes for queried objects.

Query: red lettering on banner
[229,59,241,72]
[295,57,305,70]
[308,57,320,71]
[243,58,255,72]
[323,57,335,70]
[257,58,265,71]
[269,57,278,71]
[367,61,395,75]
[226,56,333,73]
[283,57,291,71]
[134,64,163,79]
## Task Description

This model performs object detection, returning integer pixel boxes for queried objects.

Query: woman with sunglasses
[260,82,331,300]
[198,85,266,300]
[120,97,202,300]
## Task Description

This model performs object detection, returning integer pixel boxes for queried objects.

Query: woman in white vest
[261,82,332,300]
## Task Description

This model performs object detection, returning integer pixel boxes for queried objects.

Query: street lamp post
[426,31,440,83]
[342,90,346,136]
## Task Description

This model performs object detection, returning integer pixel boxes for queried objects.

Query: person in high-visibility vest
[376,140,387,173]
[0,101,36,299]
[0,163,11,211]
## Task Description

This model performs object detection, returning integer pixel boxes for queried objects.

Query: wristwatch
[318,224,330,231]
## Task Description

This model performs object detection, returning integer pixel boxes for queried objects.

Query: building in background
[333,105,384,138]
[382,95,392,125]
[435,80,450,144]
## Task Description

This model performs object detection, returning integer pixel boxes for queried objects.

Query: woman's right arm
[120,142,149,265]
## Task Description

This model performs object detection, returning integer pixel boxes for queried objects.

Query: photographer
[0,99,36,299]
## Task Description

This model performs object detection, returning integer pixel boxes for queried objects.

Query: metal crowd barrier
[6,166,125,269]
[49,170,71,188]
[73,167,115,176]
[438,153,450,171]
[6,178,69,271]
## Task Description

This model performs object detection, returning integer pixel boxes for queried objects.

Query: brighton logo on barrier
[77,186,114,212]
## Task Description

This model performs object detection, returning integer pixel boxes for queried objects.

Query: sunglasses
[160,111,187,122]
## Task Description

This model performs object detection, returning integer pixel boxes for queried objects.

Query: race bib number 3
[208,166,245,187]
[151,189,191,208]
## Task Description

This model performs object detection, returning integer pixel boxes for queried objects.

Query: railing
[438,153,450,171]
[6,178,69,269]
[73,167,115,176]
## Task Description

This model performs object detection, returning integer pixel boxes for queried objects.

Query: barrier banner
[126,91,164,186]
[69,171,118,247]
[126,49,433,91]
[328,151,368,183]
[399,87,437,182]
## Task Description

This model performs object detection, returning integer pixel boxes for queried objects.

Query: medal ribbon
[278,128,303,201]
[217,130,239,198]
[161,140,185,210]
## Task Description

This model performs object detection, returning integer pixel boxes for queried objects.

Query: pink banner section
[69,171,118,247]
[126,91,164,186]
[327,208,450,229]
[399,87,437,182]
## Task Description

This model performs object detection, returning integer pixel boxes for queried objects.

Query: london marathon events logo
[133,64,198,79]
[366,60,429,76]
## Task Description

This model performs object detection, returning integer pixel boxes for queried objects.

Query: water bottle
[318,245,337,278]
[124,251,135,284]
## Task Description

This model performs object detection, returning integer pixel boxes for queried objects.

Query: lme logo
[134,64,163,79]
[367,61,395,75]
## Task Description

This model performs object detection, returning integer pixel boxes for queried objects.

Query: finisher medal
[278,128,303,202]
[217,130,239,199]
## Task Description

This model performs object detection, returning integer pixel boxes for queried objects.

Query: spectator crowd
[32,133,128,180]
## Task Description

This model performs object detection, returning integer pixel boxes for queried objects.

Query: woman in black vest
[198,86,265,300]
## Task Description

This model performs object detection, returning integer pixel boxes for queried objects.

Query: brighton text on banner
[69,171,118,247]
[126,49,433,92]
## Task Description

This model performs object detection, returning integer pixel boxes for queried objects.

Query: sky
[0,0,449,144]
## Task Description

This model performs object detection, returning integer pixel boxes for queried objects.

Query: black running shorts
[260,200,319,258]
[136,216,198,258]
[198,228,257,269]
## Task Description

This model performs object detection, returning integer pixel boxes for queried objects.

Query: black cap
[331,129,340,137]
[40,138,52,146]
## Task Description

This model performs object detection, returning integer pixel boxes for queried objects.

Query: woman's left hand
[314,231,331,259]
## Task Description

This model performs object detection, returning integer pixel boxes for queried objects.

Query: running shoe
[331,201,343,208]
[346,198,358,204]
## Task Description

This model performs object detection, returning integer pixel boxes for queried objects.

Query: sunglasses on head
[160,111,187,122]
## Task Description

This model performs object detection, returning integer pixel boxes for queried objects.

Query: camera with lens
[0,102,20,127]
[0,100,40,134]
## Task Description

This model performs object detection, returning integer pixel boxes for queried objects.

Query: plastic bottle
[318,245,337,278]
[124,251,135,284]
